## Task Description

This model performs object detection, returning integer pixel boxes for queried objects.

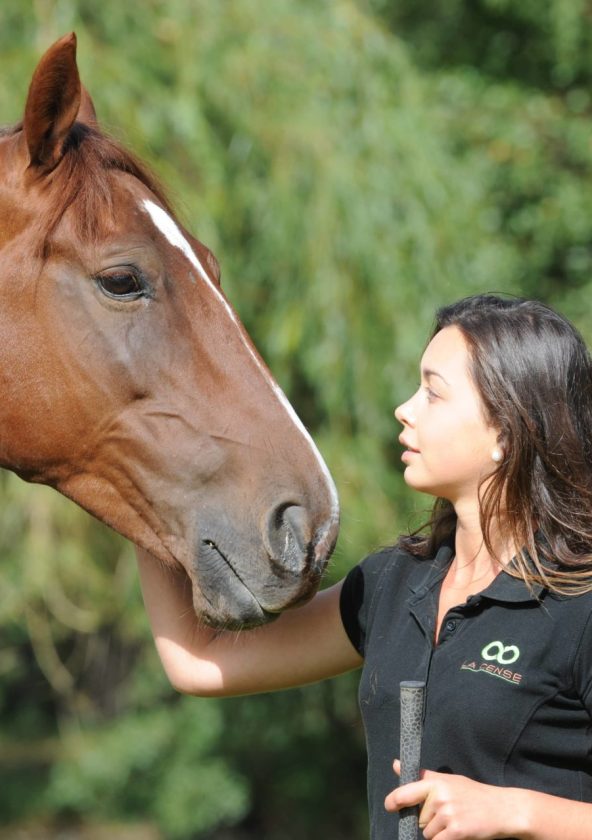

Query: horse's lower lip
[198,539,276,628]
[201,606,277,631]
[203,538,261,597]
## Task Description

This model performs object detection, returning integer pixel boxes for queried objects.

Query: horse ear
[77,84,98,128]
[23,32,81,172]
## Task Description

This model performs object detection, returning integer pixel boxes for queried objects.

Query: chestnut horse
[0,34,339,629]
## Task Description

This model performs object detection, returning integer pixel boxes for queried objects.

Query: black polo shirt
[340,542,592,839]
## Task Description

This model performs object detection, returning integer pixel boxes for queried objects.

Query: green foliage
[46,700,249,837]
[367,0,592,89]
[2,0,592,836]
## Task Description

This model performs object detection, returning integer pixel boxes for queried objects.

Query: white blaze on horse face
[141,199,339,531]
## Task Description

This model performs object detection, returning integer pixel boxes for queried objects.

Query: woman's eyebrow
[421,367,451,386]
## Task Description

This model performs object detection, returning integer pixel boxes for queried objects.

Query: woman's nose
[394,398,415,426]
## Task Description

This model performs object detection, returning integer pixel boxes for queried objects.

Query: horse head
[0,33,339,629]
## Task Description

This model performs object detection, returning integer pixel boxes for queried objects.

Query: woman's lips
[399,438,420,462]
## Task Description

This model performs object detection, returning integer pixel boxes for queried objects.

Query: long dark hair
[399,294,592,595]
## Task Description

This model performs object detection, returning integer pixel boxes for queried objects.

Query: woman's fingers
[386,766,519,840]
[385,778,430,811]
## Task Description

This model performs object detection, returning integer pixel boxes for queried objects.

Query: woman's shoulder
[339,539,451,655]
[357,541,422,574]
[347,538,449,595]
[361,535,450,570]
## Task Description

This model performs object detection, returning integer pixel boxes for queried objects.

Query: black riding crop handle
[398,680,426,839]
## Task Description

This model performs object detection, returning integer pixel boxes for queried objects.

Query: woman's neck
[451,501,508,587]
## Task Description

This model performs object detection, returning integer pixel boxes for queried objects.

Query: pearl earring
[491,448,503,463]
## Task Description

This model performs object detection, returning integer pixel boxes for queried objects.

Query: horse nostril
[265,503,312,573]
[283,505,311,554]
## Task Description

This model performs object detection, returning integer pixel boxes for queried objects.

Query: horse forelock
[8,121,175,258]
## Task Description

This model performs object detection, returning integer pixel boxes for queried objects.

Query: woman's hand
[386,758,592,839]
[385,760,521,839]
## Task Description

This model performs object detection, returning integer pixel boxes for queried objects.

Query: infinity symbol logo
[481,640,520,665]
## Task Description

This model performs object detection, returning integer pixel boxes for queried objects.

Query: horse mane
[3,120,176,256]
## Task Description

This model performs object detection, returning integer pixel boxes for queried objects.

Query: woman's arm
[386,763,592,839]
[136,547,363,697]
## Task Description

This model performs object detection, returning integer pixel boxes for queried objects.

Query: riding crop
[398,680,426,839]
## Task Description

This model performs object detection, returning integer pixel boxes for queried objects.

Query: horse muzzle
[191,503,338,629]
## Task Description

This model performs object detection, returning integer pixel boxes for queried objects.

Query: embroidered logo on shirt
[481,640,520,665]
[460,640,523,685]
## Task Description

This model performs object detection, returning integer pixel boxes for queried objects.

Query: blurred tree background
[2,0,592,837]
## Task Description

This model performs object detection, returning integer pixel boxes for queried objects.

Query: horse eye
[96,271,145,300]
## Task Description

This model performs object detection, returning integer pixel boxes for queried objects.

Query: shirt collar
[480,566,545,603]
[408,541,454,599]
[407,540,545,604]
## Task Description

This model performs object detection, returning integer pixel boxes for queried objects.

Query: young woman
[137,294,592,839]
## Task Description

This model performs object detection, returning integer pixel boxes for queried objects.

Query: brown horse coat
[0,34,339,628]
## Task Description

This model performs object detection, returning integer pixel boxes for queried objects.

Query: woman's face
[394,325,500,504]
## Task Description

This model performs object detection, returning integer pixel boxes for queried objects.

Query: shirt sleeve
[339,563,367,655]
[339,548,395,658]
[573,607,592,713]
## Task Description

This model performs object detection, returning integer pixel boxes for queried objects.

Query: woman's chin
[402,470,442,498]
[403,474,432,494]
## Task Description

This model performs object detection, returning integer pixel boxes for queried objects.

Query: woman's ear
[491,430,508,464]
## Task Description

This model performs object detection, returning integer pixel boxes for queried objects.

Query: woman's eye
[424,386,439,401]
[96,271,145,300]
